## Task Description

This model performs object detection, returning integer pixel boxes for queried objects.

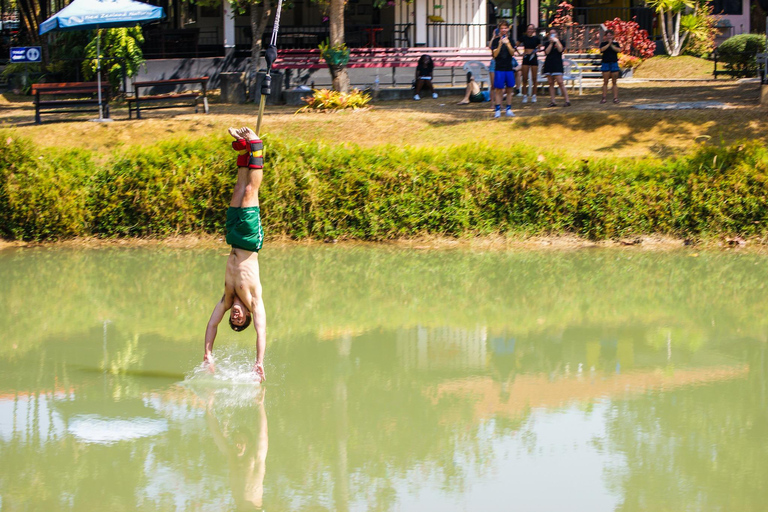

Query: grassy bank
[1,81,766,160]
[1,131,768,242]
[634,56,714,80]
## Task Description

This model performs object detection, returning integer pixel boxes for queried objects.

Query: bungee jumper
[202,0,283,382]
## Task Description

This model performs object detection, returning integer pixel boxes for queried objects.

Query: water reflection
[203,387,268,512]
[1,247,768,511]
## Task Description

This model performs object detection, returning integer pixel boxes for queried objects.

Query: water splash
[182,348,264,409]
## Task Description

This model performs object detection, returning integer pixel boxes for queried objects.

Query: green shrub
[2,132,768,241]
[716,34,767,77]
[297,88,372,112]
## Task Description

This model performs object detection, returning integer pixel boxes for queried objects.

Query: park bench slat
[129,77,209,120]
[32,81,111,124]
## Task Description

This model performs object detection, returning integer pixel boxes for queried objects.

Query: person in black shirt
[490,20,517,118]
[599,30,621,104]
[414,54,437,101]
[518,24,542,104]
[542,28,570,107]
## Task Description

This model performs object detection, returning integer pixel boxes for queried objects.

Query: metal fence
[572,6,654,33]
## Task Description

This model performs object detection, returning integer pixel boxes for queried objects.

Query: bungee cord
[256,0,284,137]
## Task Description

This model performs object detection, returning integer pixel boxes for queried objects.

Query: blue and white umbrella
[39,0,165,120]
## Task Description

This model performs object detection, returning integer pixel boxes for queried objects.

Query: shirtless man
[204,126,267,382]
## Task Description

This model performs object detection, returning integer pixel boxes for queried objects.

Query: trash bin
[220,72,246,104]
[254,71,283,105]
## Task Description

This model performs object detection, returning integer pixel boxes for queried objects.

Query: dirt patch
[4,234,768,253]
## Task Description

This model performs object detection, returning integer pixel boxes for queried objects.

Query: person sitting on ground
[413,54,437,101]
[203,126,268,383]
[543,27,570,108]
[600,30,621,104]
[518,24,542,104]
[457,71,491,105]
[490,20,517,118]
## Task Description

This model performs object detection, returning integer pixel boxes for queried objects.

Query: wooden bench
[274,47,492,87]
[32,82,111,124]
[128,77,209,119]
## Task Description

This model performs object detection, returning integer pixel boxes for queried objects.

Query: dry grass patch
[0,80,765,158]
[634,56,716,80]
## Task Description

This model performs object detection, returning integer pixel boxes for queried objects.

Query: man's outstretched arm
[204,295,230,363]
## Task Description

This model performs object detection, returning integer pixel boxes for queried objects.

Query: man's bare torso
[225,247,261,311]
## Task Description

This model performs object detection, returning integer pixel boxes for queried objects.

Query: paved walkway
[632,101,733,110]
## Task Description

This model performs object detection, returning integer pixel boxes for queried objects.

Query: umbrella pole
[97,30,103,120]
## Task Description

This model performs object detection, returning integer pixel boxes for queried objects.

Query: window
[711,0,742,15]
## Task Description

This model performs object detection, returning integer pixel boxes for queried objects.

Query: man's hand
[254,361,266,383]
[203,353,215,374]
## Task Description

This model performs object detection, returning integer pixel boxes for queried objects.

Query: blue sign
[10,47,42,63]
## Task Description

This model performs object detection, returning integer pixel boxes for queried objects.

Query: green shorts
[226,206,264,252]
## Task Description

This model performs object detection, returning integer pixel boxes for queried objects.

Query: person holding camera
[518,24,542,104]
[488,26,500,93]
[490,20,517,118]
[542,28,570,107]
[600,30,621,104]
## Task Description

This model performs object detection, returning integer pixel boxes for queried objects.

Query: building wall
[395,0,488,47]
[718,0,752,35]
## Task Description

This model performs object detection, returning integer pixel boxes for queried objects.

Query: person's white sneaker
[531,95,537,103]
[432,92,438,99]
[414,94,420,101]
[506,108,515,117]
[522,95,528,104]
[493,109,501,118]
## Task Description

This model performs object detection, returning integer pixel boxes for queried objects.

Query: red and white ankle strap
[232,138,264,169]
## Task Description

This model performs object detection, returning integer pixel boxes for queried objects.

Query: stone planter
[621,67,634,78]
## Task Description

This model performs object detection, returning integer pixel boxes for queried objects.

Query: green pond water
[1,246,767,512]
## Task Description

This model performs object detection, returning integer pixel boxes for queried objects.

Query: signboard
[10,47,42,63]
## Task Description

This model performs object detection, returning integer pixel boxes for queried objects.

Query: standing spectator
[413,54,437,101]
[600,30,621,104]
[488,26,500,106]
[542,28,570,107]
[490,20,516,118]
[518,24,542,103]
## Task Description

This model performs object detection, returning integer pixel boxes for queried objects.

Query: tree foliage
[82,27,145,92]
[603,17,656,59]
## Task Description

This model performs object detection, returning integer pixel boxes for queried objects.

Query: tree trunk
[328,0,350,92]
[673,11,681,55]
[660,9,673,55]
[249,1,273,102]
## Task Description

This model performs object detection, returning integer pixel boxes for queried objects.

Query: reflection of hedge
[2,131,768,241]
[3,246,768,360]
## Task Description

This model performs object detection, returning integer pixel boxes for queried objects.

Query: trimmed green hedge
[1,131,768,241]
[717,34,767,77]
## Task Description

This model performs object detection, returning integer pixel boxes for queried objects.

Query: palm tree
[645,0,694,56]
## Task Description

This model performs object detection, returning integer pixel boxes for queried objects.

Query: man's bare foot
[228,127,240,140]
[457,100,470,105]
[253,361,266,383]
[236,126,258,141]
